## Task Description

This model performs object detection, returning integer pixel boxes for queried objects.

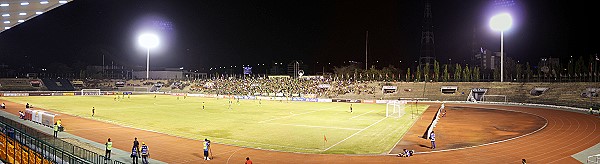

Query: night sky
[0,0,597,72]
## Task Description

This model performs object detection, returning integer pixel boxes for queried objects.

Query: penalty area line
[266,122,362,131]
[324,117,387,151]
[349,110,374,120]
[258,106,339,123]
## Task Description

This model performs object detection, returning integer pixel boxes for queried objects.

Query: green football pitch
[2,95,428,154]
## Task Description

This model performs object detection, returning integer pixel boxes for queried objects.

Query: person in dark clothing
[133,138,140,157]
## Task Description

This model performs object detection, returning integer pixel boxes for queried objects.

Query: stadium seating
[0,78,39,91]
[41,78,75,91]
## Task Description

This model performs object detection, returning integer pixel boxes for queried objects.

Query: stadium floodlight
[40,1,49,4]
[2,14,9,17]
[59,0,68,3]
[21,2,29,6]
[36,12,43,15]
[0,4,8,7]
[18,20,24,23]
[138,33,160,79]
[19,13,26,16]
[489,13,512,82]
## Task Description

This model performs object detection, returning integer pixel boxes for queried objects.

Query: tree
[406,68,411,82]
[442,64,449,82]
[423,63,430,82]
[416,66,422,82]
[463,65,471,82]
[433,60,440,82]
[473,67,481,81]
[576,56,585,81]
[454,64,462,81]
[526,62,532,82]
[493,66,500,81]
[516,63,523,82]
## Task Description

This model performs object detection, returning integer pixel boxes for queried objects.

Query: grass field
[1,95,427,154]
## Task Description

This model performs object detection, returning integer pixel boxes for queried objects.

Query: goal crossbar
[81,89,101,96]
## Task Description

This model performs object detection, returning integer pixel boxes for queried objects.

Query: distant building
[473,48,502,71]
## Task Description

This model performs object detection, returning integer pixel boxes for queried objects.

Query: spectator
[245,157,253,164]
[141,142,150,164]
[105,138,112,160]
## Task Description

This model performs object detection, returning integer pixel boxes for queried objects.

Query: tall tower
[419,0,435,72]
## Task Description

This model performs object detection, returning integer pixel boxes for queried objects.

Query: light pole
[138,34,159,79]
[489,13,512,82]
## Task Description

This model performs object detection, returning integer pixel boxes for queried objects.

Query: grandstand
[0,78,41,91]
[41,78,75,91]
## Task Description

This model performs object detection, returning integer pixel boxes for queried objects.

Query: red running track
[1,100,598,163]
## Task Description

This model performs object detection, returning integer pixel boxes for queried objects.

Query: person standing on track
[133,137,140,157]
[429,131,436,149]
[131,146,139,164]
[92,107,95,117]
[245,157,253,164]
[105,138,113,160]
[141,142,149,164]
[202,102,205,110]
[350,104,353,113]
[53,123,58,138]
[203,138,211,160]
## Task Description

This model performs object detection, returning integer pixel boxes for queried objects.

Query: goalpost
[133,87,150,92]
[386,100,407,118]
[81,89,101,96]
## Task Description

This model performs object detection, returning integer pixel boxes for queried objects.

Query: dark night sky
[0,0,597,72]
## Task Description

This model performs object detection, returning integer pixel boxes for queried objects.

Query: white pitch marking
[324,117,387,151]
[349,110,374,120]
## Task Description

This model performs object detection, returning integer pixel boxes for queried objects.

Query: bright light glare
[4,27,10,29]
[489,13,513,31]
[59,0,67,3]
[0,4,8,7]
[3,21,10,24]
[19,13,26,16]
[21,2,29,5]
[138,34,159,48]
[40,1,49,4]
[18,20,24,23]
[36,12,43,15]
[2,14,9,17]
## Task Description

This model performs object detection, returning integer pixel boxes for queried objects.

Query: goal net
[81,89,101,96]
[386,100,407,118]
[133,87,149,92]
[481,95,507,103]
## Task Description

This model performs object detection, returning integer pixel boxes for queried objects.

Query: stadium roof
[0,0,72,32]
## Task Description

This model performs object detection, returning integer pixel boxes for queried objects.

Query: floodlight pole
[500,31,504,82]
[146,48,150,79]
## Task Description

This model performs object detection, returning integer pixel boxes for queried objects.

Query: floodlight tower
[489,13,512,82]
[138,34,159,79]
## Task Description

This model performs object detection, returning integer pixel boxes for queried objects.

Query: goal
[81,89,101,96]
[481,95,507,103]
[133,87,150,92]
[386,100,407,118]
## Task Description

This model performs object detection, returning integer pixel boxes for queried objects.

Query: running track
[1,100,599,163]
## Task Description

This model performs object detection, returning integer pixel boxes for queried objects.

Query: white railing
[588,154,600,164]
